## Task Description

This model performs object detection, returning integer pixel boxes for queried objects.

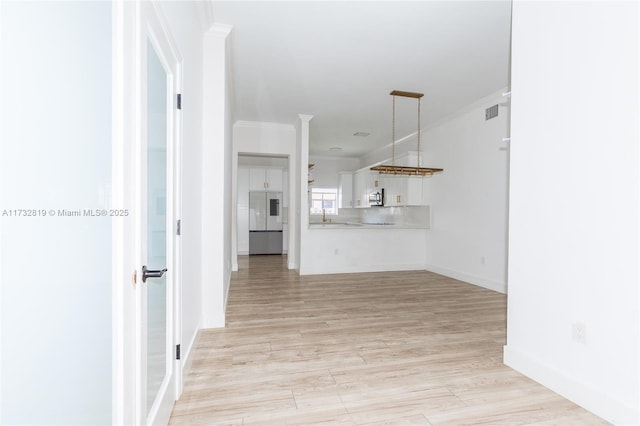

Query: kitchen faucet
[322,208,331,223]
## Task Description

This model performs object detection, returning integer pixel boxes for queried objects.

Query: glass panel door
[146,39,168,416]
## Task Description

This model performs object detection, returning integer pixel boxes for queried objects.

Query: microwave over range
[369,188,384,206]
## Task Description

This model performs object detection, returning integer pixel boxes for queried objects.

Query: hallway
[169,256,606,425]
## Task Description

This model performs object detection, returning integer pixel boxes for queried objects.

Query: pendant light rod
[417,96,421,167]
[392,94,396,165]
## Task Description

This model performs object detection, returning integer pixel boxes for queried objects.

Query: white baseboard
[300,263,427,275]
[504,345,639,425]
[223,273,230,319]
[424,263,506,294]
[202,314,225,329]
[181,328,201,383]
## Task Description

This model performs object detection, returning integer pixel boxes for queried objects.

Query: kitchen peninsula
[308,206,430,229]
[300,155,434,274]
[300,222,428,275]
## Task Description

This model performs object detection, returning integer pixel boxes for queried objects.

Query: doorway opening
[236,154,290,269]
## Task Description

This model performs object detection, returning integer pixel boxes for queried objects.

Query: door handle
[142,265,167,283]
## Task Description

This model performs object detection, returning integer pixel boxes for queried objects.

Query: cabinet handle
[397,195,401,203]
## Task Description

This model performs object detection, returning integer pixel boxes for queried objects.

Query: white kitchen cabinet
[368,171,382,192]
[338,172,353,208]
[382,175,402,206]
[404,176,424,205]
[353,171,362,208]
[353,170,367,208]
[353,169,380,208]
[268,168,283,191]
[249,167,283,191]
[237,167,250,254]
[249,168,263,190]
[381,174,424,206]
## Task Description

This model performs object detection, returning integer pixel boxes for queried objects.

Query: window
[310,187,337,215]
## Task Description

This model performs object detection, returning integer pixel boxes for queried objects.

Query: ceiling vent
[485,104,499,120]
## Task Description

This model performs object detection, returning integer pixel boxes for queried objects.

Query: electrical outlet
[572,322,587,344]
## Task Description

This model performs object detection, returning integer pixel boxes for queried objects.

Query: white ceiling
[212,1,512,158]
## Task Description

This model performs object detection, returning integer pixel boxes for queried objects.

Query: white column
[297,114,313,273]
[201,23,232,328]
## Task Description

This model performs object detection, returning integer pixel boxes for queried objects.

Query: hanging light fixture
[370,90,443,176]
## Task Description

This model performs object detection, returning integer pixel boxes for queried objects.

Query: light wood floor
[169,255,607,425]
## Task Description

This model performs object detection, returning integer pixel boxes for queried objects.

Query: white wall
[504,2,639,424]
[223,24,234,327]
[234,121,297,154]
[0,2,112,424]
[308,155,360,188]
[157,0,209,383]
[423,90,509,293]
[357,90,510,292]
[201,23,233,329]
[231,121,298,269]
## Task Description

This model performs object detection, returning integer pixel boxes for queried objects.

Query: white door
[137,3,181,425]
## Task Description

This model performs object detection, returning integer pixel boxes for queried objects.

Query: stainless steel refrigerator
[249,191,283,254]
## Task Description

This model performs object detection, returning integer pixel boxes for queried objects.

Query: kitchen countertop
[308,222,428,229]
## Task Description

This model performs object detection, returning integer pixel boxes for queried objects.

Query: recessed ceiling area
[212,1,512,158]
